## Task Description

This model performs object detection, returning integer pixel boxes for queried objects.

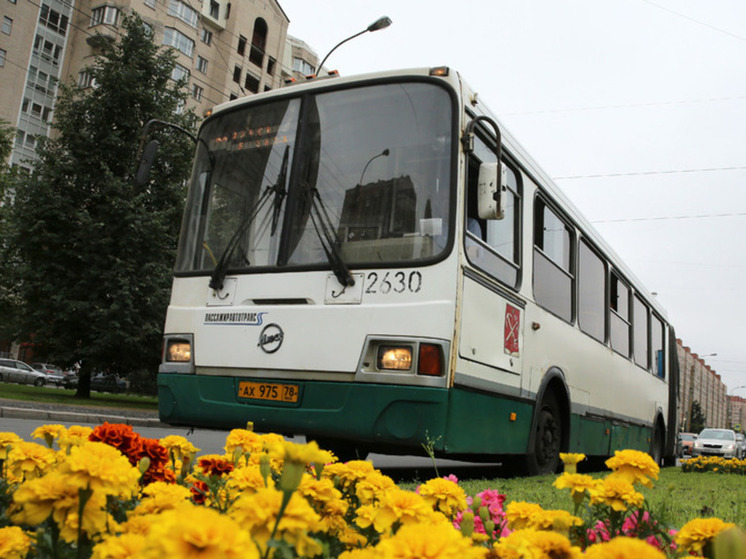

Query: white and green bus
[156,66,679,474]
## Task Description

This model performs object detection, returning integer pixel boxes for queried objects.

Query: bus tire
[649,422,664,466]
[527,392,563,476]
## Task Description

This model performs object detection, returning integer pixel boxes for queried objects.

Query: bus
[155,66,680,474]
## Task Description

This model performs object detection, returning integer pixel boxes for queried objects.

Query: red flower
[190,480,209,504]
[198,457,234,477]
[89,423,142,465]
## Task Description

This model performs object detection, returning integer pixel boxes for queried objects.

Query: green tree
[5,14,196,396]
[690,400,707,433]
[0,119,18,346]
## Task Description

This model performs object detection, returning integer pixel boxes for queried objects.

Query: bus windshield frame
[174,78,457,278]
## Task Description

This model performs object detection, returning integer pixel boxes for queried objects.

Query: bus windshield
[175,81,454,276]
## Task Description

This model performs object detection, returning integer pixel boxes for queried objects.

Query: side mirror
[134,139,160,187]
[477,162,507,220]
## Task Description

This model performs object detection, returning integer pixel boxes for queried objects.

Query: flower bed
[0,423,744,558]
[681,456,746,475]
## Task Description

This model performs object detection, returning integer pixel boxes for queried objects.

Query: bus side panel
[158,373,451,447]
[443,387,533,454]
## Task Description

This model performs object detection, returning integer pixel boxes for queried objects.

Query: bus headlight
[166,339,192,362]
[378,346,412,371]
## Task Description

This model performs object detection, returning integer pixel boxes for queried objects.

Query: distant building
[0,0,296,170]
[728,395,746,432]
[677,339,727,431]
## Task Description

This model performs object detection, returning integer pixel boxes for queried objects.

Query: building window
[267,57,275,76]
[144,0,156,7]
[191,84,203,101]
[244,73,259,93]
[209,0,219,19]
[232,65,241,83]
[249,18,267,67]
[0,48,5,67]
[168,0,198,28]
[292,57,314,76]
[40,4,69,36]
[90,6,120,27]
[237,35,246,56]
[171,62,190,82]
[2,16,12,35]
[34,35,63,65]
[78,70,97,88]
[200,28,212,46]
[196,56,208,73]
[163,27,195,57]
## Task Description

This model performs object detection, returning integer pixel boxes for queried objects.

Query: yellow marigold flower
[493,528,582,559]
[144,505,258,559]
[57,425,93,451]
[585,536,666,558]
[553,473,598,501]
[417,477,469,518]
[323,459,377,492]
[118,515,152,536]
[358,487,439,534]
[58,441,140,498]
[31,424,66,448]
[339,548,378,559]
[51,487,110,544]
[223,427,263,456]
[160,435,199,462]
[269,439,335,467]
[588,476,645,512]
[675,517,736,555]
[605,449,659,488]
[6,441,57,482]
[505,501,545,530]
[228,486,323,557]
[129,481,192,516]
[355,470,397,504]
[0,432,24,460]
[10,471,70,526]
[375,521,489,558]
[529,509,583,534]
[559,453,586,473]
[226,463,272,495]
[0,525,33,559]
[91,533,147,559]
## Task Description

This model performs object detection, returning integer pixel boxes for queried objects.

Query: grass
[0,382,158,411]
[449,466,746,530]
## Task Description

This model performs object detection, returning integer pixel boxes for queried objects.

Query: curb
[0,405,165,428]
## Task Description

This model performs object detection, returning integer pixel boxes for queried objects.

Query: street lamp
[315,16,393,74]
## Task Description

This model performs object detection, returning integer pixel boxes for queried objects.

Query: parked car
[692,428,739,459]
[90,373,127,394]
[30,363,66,387]
[0,358,49,386]
[676,432,698,458]
[736,433,746,459]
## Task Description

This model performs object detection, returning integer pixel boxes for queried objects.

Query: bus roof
[206,66,668,320]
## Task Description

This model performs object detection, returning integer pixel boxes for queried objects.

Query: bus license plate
[238,381,299,403]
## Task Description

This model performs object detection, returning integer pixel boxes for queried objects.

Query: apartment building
[677,339,728,431]
[0,0,321,170]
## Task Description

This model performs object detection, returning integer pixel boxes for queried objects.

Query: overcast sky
[279,0,746,392]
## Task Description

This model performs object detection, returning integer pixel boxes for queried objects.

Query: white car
[692,428,739,459]
[0,358,49,386]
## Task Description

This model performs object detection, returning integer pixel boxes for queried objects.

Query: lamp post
[315,16,392,74]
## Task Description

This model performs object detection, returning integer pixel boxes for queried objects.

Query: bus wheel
[649,423,664,466]
[528,392,562,475]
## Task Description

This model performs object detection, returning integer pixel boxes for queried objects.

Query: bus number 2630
[365,271,422,295]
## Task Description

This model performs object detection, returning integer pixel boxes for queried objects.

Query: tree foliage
[4,14,197,395]
[690,400,707,433]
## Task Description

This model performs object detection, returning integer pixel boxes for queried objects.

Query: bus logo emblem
[504,304,520,356]
[258,323,284,353]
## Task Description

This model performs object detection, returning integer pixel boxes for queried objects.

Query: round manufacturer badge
[258,323,284,353]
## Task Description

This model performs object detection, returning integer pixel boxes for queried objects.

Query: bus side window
[466,153,486,241]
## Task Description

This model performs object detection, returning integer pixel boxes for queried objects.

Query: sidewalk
[0,398,165,428]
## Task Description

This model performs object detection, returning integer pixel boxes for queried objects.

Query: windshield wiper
[209,147,290,291]
[305,184,355,288]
